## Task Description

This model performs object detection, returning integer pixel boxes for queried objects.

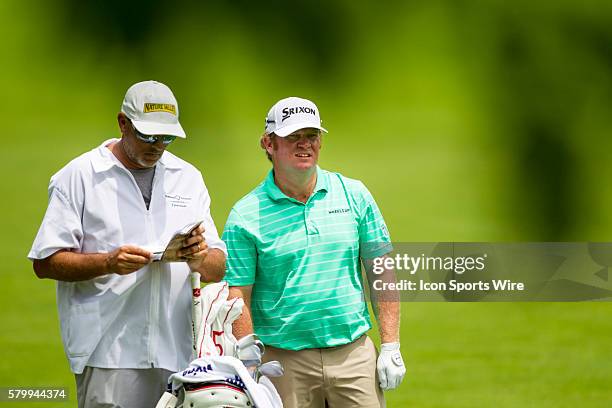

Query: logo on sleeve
[381,223,390,239]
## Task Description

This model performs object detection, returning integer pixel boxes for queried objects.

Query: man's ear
[261,133,274,154]
[117,112,130,136]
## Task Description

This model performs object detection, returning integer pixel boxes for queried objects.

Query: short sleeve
[28,183,84,260]
[222,209,257,286]
[356,182,393,259]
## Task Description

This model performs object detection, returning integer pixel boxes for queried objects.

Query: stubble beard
[121,139,155,169]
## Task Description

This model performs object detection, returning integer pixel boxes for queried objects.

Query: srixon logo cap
[265,96,328,137]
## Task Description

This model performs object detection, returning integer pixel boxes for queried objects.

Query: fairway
[1,268,610,407]
[2,1,612,406]
[2,117,610,408]
[2,115,611,408]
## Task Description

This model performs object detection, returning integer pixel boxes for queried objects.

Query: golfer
[223,97,405,407]
[28,80,227,408]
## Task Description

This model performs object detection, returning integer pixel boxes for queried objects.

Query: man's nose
[152,139,166,149]
[296,137,311,146]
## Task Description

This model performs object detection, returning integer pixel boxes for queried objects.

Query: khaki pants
[263,335,385,408]
[75,367,172,408]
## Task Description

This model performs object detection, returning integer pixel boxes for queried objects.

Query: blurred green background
[1,0,611,406]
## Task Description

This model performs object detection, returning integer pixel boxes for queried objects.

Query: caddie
[28,80,227,408]
[223,97,405,407]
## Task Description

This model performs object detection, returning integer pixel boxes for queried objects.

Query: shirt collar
[263,166,328,202]
[91,138,182,173]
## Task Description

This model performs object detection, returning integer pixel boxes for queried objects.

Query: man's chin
[293,162,316,171]
[140,154,162,167]
[135,159,158,169]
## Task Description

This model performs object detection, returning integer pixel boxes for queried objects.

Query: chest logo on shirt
[165,194,192,208]
[328,208,350,214]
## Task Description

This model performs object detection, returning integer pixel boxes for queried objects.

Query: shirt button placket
[305,202,318,235]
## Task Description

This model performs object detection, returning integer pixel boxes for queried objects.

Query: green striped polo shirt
[222,166,392,350]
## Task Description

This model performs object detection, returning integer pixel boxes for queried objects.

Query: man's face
[118,114,170,169]
[269,128,322,173]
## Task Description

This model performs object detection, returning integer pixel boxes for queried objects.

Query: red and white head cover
[194,281,245,359]
[156,281,283,408]
[164,355,282,408]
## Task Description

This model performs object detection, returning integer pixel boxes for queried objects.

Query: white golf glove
[377,342,406,390]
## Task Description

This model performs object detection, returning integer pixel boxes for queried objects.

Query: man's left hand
[377,342,406,391]
[178,224,208,270]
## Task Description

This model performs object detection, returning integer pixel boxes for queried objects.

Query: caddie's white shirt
[28,139,227,374]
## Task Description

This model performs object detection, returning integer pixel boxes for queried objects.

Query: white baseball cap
[265,97,327,137]
[121,80,186,138]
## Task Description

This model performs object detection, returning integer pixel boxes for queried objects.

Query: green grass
[2,117,611,408]
[383,303,611,407]
[1,2,612,406]
[1,263,610,408]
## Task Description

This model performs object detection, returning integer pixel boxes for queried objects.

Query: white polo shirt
[28,139,227,374]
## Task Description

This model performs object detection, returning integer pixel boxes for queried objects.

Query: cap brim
[274,123,328,137]
[132,120,186,138]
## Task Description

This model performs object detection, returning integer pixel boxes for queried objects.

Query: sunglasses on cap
[132,124,177,145]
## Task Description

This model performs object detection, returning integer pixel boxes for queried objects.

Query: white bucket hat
[121,80,186,138]
[265,96,327,137]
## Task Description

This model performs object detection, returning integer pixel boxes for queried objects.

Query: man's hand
[106,245,152,275]
[377,342,406,391]
[178,224,208,270]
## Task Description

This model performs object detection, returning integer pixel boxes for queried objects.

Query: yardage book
[149,220,203,262]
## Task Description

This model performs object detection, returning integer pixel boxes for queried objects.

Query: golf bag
[155,279,283,408]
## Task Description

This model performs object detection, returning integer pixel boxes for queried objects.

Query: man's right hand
[106,245,152,275]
